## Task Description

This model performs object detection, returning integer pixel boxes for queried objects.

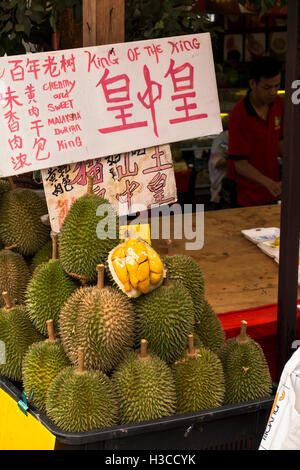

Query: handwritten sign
[41,144,177,233]
[0,33,222,178]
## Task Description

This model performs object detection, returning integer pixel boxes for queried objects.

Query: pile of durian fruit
[0,177,273,434]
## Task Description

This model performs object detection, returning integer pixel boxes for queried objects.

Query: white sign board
[0,33,222,177]
[41,144,177,233]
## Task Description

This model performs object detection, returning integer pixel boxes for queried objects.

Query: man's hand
[264,179,282,198]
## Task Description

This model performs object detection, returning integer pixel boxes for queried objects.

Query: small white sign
[0,32,222,177]
[41,144,177,233]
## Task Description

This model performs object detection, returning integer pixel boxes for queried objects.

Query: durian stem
[187,334,196,357]
[77,347,85,373]
[8,177,16,191]
[51,232,59,260]
[86,176,94,195]
[163,270,170,286]
[4,244,18,251]
[96,264,105,289]
[46,320,56,342]
[139,339,149,359]
[237,320,249,344]
[2,291,12,310]
[166,239,173,255]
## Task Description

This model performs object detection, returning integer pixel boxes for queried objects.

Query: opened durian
[0,246,31,308]
[112,339,176,424]
[0,292,44,381]
[107,236,165,297]
[0,179,50,256]
[59,176,120,283]
[172,335,225,414]
[194,300,225,354]
[25,233,78,336]
[219,321,272,404]
[59,264,135,372]
[133,275,195,364]
[46,347,118,432]
[22,320,71,413]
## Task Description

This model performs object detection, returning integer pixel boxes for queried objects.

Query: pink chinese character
[25,84,36,103]
[142,146,173,175]
[30,119,44,137]
[8,135,23,150]
[28,106,39,118]
[60,53,76,73]
[11,152,31,171]
[26,58,40,80]
[147,172,176,205]
[3,87,22,111]
[33,137,50,161]
[137,65,162,137]
[116,179,140,211]
[97,69,147,134]
[70,160,103,186]
[8,60,24,81]
[165,59,208,124]
[42,55,60,77]
[116,153,138,182]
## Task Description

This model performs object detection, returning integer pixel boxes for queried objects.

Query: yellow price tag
[119,223,151,245]
[0,387,56,450]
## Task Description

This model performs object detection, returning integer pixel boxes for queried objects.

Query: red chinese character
[142,147,173,175]
[4,110,20,133]
[28,106,40,118]
[60,53,76,73]
[25,84,36,103]
[70,160,103,186]
[26,58,40,80]
[137,65,162,137]
[3,87,22,111]
[8,135,23,150]
[116,179,140,211]
[147,172,176,205]
[42,56,60,77]
[30,119,44,137]
[165,59,208,124]
[33,137,50,161]
[11,152,31,171]
[116,153,138,182]
[97,69,147,134]
[8,60,24,81]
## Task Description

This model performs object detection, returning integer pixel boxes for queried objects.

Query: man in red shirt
[226,56,284,207]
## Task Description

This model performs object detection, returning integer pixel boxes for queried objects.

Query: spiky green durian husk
[219,338,272,405]
[22,340,71,413]
[46,366,119,432]
[59,194,120,282]
[0,189,50,256]
[172,347,225,414]
[162,255,205,320]
[0,305,44,381]
[31,240,53,271]
[59,285,135,372]
[25,260,78,336]
[133,282,195,364]
[0,249,31,308]
[194,300,225,354]
[112,350,177,424]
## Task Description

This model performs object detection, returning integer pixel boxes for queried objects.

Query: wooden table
[152,204,299,315]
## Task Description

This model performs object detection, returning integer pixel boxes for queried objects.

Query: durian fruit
[59,264,135,372]
[194,300,225,354]
[25,233,78,336]
[22,319,71,413]
[107,237,166,297]
[0,179,50,256]
[219,321,273,405]
[162,252,205,320]
[133,276,195,364]
[0,178,10,197]
[59,176,120,283]
[46,347,118,432]
[0,246,31,308]
[172,335,225,414]
[112,339,177,424]
[0,292,44,381]
[31,240,53,271]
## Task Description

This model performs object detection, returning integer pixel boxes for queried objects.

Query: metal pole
[276,0,300,381]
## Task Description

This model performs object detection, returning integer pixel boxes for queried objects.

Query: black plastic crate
[0,376,276,450]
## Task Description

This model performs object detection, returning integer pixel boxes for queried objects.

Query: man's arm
[234,160,282,198]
